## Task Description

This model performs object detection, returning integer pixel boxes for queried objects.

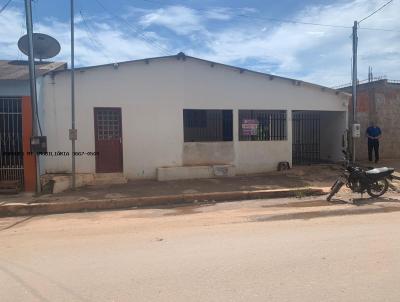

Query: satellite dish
[18,33,61,60]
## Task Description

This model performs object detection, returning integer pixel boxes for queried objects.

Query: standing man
[366,121,382,163]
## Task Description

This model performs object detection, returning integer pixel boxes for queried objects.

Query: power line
[240,13,400,32]
[359,0,394,23]
[238,13,351,29]
[17,13,26,61]
[140,0,351,29]
[93,0,171,56]
[79,9,114,61]
[359,26,400,32]
[140,0,400,33]
[0,0,13,14]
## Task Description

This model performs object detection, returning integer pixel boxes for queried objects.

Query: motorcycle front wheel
[327,179,345,201]
[367,179,389,198]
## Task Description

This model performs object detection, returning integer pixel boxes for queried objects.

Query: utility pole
[70,0,76,189]
[350,0,393,163]
[24,0,41,193]
[351,20,359,163]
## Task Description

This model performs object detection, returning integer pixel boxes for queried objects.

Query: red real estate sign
[242,119,259,135]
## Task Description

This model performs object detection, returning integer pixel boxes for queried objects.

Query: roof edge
[48,53,349,97]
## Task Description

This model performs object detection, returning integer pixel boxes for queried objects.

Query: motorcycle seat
[365,167,394,175]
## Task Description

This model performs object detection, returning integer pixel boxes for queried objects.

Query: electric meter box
[352,123,361,138]
[30,136,47,153]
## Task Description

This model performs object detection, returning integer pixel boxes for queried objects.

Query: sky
[0,0,399,87]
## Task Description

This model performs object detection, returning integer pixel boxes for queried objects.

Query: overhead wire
[0,0,12,15]
[17,14,26,61]
[93,0,171,56]
[140,0,400,33]
[79,9,115,62]
[79,10,104,49]
[358,0,394,23]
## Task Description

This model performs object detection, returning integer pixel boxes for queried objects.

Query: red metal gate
[94,108,123,173]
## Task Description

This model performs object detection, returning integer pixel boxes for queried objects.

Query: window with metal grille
[183,109,233,142]
[239,110,287,141]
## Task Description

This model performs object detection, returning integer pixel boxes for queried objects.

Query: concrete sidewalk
[0,165,341,216]
[0,162,398,217]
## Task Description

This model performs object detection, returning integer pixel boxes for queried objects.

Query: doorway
[292,111,321,164]
[94,107,123,173]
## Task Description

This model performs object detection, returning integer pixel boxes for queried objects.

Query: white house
[39,53,349,185]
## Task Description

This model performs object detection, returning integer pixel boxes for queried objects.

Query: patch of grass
[294,188,309,199]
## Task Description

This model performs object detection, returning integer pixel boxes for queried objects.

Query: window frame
[183,109,233,142]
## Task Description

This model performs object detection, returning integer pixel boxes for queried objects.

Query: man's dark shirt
[366,126,381,143]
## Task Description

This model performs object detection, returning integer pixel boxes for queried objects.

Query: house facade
[39,53,349,184]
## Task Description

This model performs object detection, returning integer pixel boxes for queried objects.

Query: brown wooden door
[94,108,123,173]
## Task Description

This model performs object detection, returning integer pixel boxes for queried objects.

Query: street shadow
[149,202,216,217]
[348,197,400,207]
[262,199,347,209]
[251,205,400,223]
[0,265,51,302]
[0,216,34,232]
[0,259,91,302]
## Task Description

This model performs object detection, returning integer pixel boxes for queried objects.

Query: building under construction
[339,78,400,160]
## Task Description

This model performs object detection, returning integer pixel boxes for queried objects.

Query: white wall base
[41,173,127,194]
[41,174,95,194]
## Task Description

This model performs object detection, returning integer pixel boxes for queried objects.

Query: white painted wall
[41,56,349,179]
[320,111,348,162]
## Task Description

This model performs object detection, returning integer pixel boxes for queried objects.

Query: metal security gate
[0,97,24,186]
[292,111,321,164]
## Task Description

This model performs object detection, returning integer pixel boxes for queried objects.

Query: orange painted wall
[22,96,36,192]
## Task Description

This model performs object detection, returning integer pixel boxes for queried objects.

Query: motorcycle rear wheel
[367,179,389,198]
[327,179,345,201]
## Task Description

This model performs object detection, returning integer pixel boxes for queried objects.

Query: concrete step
[92,173,128,185]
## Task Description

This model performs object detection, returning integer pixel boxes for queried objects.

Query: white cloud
[137,5,245,35]
[139,6,203,35]
[0,8,26,58]
[1,1,399,86]
[129,0,400,86]
[187,0,400,86]
[204,7,233,21]
[0,7,170,66]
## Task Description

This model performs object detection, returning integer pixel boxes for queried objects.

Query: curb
[0,187,328,217]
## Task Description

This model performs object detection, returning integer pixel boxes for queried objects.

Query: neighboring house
[37,53,349,188]
[0,60,66,191]
[339,79,400,160]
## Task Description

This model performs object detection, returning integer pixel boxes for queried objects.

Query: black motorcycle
[327,151,395,201]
